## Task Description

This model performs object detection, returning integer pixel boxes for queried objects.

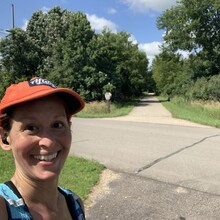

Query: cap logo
[28,78,56,88]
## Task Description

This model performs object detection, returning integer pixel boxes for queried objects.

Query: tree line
[0,6,149,101]
[152,0,220,101]
[2,1,216,103]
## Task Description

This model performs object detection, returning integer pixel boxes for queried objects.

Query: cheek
[11,135,34,155]
[62,131,72,149]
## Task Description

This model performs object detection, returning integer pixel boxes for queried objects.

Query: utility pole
[11,4,15,28]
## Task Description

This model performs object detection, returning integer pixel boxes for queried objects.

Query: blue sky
[0,0,178,63]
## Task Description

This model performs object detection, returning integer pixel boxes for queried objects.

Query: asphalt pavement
[71,95,220,220]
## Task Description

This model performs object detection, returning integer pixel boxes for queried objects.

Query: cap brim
[1,88,85,116]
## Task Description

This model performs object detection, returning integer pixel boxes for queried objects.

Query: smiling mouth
[33,152,58,162]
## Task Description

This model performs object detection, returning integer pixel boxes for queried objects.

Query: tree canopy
[152,0,220,100]
[0,6,149,101]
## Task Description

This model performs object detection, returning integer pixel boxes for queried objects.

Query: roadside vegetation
[158,96,220,128]
[76,98,140,118]
[0,148,104,201]
[151,0,220,112]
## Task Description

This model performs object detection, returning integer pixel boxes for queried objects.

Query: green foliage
[152,49,187,97]
[0,6,149,101]
[186,75,220,101]
[154,0,220,100]
[207,75,220,101]
[187,77,208,100]
[26,7,72,75]
[158,0,220,53]
[0,28,40,81]
[88,30,148,100]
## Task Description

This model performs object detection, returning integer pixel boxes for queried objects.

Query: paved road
[70,96,220,219]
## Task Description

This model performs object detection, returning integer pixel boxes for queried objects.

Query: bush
[207,74,220,101]
[188,77,209,100]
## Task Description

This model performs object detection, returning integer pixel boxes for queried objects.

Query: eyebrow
[13,114,67,121]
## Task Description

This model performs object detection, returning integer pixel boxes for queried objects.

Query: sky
[0,0,178,64]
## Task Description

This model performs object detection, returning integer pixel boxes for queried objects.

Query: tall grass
[76,99,139,118]
[159,96,220,128]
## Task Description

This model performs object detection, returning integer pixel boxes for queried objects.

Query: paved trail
[107,95,210,128]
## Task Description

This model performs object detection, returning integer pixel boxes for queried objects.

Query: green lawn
[0,149,104,201]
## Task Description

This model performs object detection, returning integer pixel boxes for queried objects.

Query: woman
[0,77,86,219]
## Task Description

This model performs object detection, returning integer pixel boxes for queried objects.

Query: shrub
[207,74,220,101]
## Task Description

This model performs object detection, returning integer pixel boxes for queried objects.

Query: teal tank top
[0,181,85,220]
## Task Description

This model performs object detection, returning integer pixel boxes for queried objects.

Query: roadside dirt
[84,169,120,211]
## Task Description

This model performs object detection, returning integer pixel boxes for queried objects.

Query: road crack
[135,134,220,174]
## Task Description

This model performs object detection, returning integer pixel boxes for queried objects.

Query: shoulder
[76,196,84,212]
[0,183,9,219]
[0,196,8,220]
[59,187,85,214]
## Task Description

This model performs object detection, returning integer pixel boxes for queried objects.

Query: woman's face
[7,95,72,181]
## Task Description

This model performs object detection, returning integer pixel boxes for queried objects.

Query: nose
[38,130,56,148]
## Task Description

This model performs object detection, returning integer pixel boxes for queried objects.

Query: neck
[11,172,59,207]
[9,173,71,219]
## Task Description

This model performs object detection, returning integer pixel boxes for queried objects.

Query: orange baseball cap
[0,77,85,117]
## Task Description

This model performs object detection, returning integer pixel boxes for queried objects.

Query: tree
[152,49,187,97]
[0,28,40,82]
[0,6,149,101]
[157,0,220,78]
[26,7,72,75]
[49,11,96,100]
[88,30,148,100]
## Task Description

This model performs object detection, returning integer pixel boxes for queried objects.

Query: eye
[52,121,65,129]
[26,124,39,132]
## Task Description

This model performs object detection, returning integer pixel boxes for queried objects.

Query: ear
[0,128,11,151]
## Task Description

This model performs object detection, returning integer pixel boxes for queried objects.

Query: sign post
[105,92,112,113]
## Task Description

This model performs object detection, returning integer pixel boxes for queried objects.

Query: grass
[0,148,104,201]
[158,96,220,128]
[76,99,139,118]
[59,156,104,200]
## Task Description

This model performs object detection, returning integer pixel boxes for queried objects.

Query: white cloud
[120,0,178,13]
[177,50,190,59]
[128,34,138,44]
[139,42,191,66]
[108,8,117,14]
[139,41,162,65]
[41,6,50,14]
[86,14,118,33]
[21,19,28,30]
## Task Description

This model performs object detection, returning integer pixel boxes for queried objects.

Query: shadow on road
[136,95,168,107]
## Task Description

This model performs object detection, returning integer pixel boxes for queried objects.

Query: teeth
[34,153,58,161]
